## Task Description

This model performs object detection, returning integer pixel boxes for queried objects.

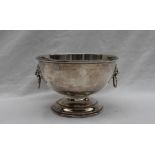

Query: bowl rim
[36,54,119,64]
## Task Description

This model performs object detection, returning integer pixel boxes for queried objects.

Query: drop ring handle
[113,64,119,88]
[35,64,42,89]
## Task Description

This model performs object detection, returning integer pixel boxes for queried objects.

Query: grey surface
[0,30,154,123]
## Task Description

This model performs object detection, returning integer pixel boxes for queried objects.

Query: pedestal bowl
[35,54,119,117]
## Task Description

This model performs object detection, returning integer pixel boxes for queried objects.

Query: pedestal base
[51,97,103,118]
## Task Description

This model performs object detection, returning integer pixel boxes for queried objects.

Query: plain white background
[0,0,155,155]
[0,30,155,123]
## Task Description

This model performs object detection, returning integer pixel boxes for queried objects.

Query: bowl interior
[37,54,118,63]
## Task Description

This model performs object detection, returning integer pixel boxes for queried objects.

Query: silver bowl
[35,54,119,117]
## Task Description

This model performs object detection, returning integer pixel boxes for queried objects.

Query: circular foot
[51,97,103,118]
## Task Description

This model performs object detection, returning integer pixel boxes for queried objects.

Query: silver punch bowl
[35,54,119,117]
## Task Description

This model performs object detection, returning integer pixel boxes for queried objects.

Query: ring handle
[35,64,42,89]
[113,65,119,88]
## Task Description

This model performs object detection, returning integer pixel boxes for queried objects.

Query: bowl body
[36,54,118,117]
[36,54,118,98]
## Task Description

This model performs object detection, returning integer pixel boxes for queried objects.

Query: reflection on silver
[63,108,72,112]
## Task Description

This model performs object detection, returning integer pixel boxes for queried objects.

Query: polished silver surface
[35,54,119,117]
